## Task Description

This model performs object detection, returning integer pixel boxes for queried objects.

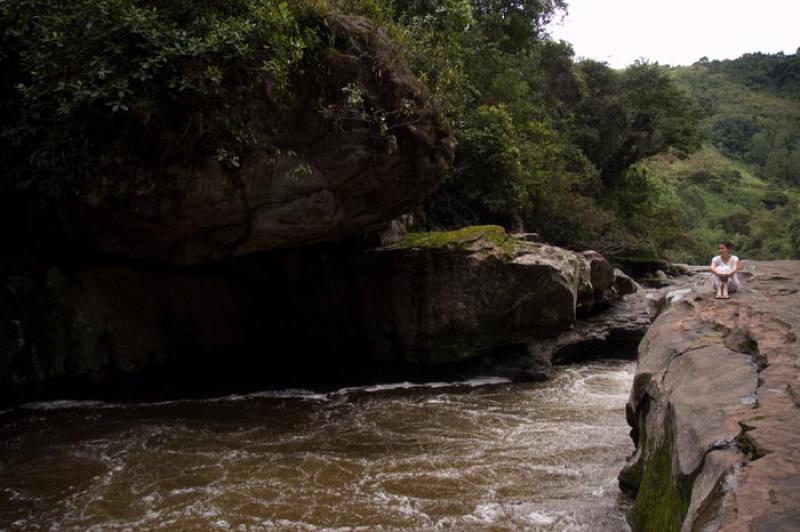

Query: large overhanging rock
[620,260,800,531]
[63,14,452,266]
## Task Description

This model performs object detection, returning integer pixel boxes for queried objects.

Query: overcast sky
[548,0,800,68]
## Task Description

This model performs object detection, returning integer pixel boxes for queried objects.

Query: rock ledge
[620,260,800,531]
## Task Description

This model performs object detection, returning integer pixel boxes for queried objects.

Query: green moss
[628,434,692,532]
[735,432,755,458]
[400,225,518,254]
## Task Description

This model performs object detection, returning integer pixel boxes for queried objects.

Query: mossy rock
[399,225,519,256]
[628,434,692,532]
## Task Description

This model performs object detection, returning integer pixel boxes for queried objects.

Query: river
[0,360,634,531]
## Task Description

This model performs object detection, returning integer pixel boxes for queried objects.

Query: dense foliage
[377,0,703,259]
[676,53,800,187]
[0,0,321,185]
[3,0,795,263]
[639,53,800,262]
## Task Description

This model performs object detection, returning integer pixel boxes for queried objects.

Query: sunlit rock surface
[620,260,800,531]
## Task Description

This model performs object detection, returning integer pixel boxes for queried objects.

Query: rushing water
[0,360,634,531]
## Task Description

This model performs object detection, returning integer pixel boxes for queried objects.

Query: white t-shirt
[712,255,738,276]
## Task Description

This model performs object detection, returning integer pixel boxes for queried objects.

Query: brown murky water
[0,360,634,531]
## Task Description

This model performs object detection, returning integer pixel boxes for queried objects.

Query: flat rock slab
[621,260,800,531]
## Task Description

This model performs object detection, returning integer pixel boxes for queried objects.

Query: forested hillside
[642,52,800,262]
[372,0,704,261]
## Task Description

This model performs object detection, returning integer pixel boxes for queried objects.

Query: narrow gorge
[1,3,798,531]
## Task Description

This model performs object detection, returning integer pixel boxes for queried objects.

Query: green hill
[640,52,800,263]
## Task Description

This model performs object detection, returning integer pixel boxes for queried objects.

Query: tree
[0,0,315,183]
[573,61,702,187]
[470,0,567,53]
[427,105,526,228]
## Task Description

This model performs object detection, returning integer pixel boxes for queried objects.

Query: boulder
[620,260,800,531]
[355,226,582,363]
[614,267,640,296]
[617,257,671,278]
[2,226,631,402]
[577,250,618,313]
[529,288,651,370]
[53,14,452,266]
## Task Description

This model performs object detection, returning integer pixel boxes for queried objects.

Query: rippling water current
[0,360,634,531]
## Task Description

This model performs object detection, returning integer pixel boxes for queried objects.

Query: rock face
[529,289,651,369]
[577,250,617,313]
[1,227,627,403]
[58,14,452,266]
[0,259,250,401]
[358,226,582,362]
[620,260,800,531]
[492,255,650,381]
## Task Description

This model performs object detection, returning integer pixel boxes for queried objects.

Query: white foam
[220,389,329,402]
[470,502,503,523]
[16,389,328,412]
[14,377,511,413]
[331,376,510,396]
[527,511,557,525]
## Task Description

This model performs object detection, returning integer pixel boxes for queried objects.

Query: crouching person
[711,240,739,299]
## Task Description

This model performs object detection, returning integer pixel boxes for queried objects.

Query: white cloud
[547,0,800,68]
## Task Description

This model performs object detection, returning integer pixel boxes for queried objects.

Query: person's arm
[729,257,739,275]
[710,257,728,279]
[710,258,720,276]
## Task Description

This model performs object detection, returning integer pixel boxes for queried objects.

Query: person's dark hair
[719,240,733,250]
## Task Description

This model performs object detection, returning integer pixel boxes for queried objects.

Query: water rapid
[0,360,634,531]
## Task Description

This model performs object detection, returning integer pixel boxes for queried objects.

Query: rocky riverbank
[619,260,800,531]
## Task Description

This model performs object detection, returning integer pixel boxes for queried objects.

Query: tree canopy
[1,0,711,261]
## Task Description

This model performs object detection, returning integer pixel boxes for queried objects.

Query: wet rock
[669,263,693,276]
[528,289,650,370]
[645,291,668,321]
[614,268,640,296]
[0,265,248,402]
[620,260,800,531]
[617,257,671,278]
[359,226,582,363]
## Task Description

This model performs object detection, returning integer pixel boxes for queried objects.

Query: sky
[548,0,800,68]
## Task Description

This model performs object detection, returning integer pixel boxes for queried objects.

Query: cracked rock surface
[619,260,800,531]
